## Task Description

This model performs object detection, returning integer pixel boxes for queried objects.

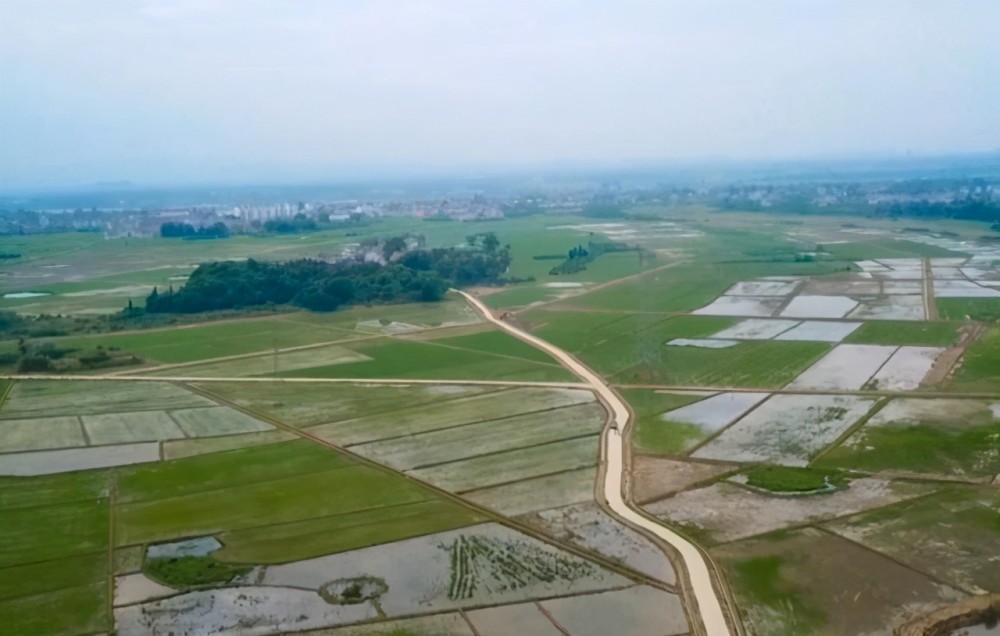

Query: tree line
[142,233,512,313]
[160,222,230,239]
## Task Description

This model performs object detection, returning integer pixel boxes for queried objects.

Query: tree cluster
[143,235,512,314]
[160,222,230,239]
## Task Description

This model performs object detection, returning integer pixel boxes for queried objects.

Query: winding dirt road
[456,290,734,636]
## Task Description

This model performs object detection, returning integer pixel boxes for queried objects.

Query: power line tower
[632,247,662,381]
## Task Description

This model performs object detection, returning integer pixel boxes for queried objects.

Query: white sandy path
[787,344,897,391]
[710,318,800,340]
[457,291,733,636]
[774,320,862,342]
[661,392,770,433]
[779,295,858,319]
[868,346,945,391]
[0,442,161,476]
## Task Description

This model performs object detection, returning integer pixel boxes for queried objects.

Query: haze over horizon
[2,0,998,188]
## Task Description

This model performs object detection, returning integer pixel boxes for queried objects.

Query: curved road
[457,290,733,636]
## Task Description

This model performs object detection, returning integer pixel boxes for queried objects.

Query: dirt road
[456,290,734,636]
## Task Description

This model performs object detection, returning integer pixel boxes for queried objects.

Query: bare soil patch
[631,456,733,504]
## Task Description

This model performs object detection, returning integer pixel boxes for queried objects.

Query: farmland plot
[519,502,676,584]
[646,478,928,543]
[779,295,858,319]
[847,294,925,320]
[309,387,594,446]
[247,523,630,617]
[710,318,799,340]
[202,381,498,429]
[167,406,273,437]
[692,394,877,466]
[462,467,596,516]
[0,416,85,453]
[787,344,896,391]
[149,343,370,377]
[82,411,184,445]
[774,320,862,342]
[351,402,604,470]
[660,392,769,433]
[0,380,213,419]
[817,398,1000,478]
[693,296,783,317]
[540,586,688,636]
[409,436,599,492]
[866,346,944,390]
[0,443,161,476]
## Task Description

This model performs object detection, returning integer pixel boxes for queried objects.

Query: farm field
[6,212,1000,635]
[715,527,965,636]
[0,379,282,475]
[277,336,574,382]
[815,398,1000,478]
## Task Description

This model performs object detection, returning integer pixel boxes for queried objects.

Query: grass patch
[52,317,352,364]
[144,555,250,587]
[822,239,961,259]
[815,423,1000,478]
[730,555,825,634]
[947,327,1000,392]
[216,499,482,563]
[280,338,573,382]
[635,418,706,455]
[845,321,959,346]
[623,389,710,455]
[116,440,355,503]
[0,500,108,567]
[425,329,556,364]
[743,465,848,493]
[0,581,109,636]
[938,297,1000,322]
[115,440,481,557]
[605,340,831,387]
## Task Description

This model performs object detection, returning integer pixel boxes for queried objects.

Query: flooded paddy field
[692,394,877,466]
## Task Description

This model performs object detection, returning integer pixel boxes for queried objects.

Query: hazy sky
[2,0,998,187]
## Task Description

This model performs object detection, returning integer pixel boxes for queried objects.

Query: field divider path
[456,290,737,636]
[923,258,938,321]
[180,381,676,594]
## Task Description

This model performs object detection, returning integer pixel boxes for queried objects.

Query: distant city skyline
[2,0,999,188]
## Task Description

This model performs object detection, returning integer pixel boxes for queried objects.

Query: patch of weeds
[143,555,250,587]
[733,556,825,632]
[743,465,849,494]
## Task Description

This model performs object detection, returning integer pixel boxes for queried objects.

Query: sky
[1,0,999,188]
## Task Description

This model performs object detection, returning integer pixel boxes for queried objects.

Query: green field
[623,389,709,455]
[743,465,849,493]
[599,340,830,387]
[421,329,557,364]
[844,320,959,346]
[822,239,963,259]
[814,400,1000,478]
[947,327,1000,392]
[279,337,573,382]
[0,471,111,635]
[116,440,482,557]
[937,297,1000,322]
[196,381,501,429]
[52,316,355,364]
